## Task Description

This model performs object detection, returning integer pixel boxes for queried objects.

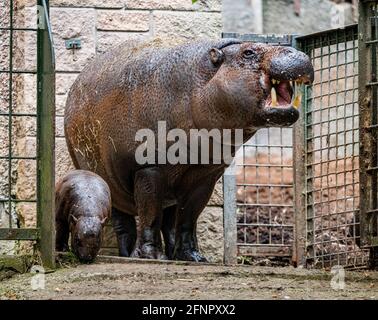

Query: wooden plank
[37,0,56,270]
[0,228,39,240]
[223,163,238,265]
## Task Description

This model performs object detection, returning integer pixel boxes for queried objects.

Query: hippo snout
[269,47,314,83]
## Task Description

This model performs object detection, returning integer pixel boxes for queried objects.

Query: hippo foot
[56,243,69,252]
[174,248,208,263]
[131,242,167,260]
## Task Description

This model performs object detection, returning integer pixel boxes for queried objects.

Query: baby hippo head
[70,215,107,262]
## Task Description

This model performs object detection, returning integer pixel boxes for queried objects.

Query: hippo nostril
[269,49,314,84]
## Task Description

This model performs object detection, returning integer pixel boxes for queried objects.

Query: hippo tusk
[292,93,302,109]
[271,87,277,107]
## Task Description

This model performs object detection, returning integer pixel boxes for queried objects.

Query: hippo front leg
[111,207,137,257]
[131,168,167,260]
[173,177,218,262]
[161,206,177,259]
[55,217,70,252]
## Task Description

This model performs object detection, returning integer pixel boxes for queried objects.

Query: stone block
[56,116,64,138]
[50,0,124,8]
[152,11,221,40]
[96,31,149,54]
[55,137,75,182]
[208,177,223,206]
[56,73,78,95]
[125,0,221,12]
[97,10,150,32]
[50,8,96,72]
[56,94,68,116]
[197,206,224,263]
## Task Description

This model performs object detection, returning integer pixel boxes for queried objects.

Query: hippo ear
[70,214,78,224]
[100,217,108,225]
[209,48,224,67]
[208,39,241,67]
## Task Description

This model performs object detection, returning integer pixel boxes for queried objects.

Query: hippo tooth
[271,87,277,107]
[272,79,277,85]
[290,81,293,88]
[292,94,302,109]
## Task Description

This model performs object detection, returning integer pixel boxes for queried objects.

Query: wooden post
[37,0,55,270]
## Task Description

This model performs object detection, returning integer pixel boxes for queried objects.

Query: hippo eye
[243,49,255,59]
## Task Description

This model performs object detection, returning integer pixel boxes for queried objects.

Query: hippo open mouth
[263,75,312,110]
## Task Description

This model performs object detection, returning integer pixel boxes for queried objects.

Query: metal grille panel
[0,0,38,241]
[236,127,294,257]
[299,25,370,268]
[0,0,55,267]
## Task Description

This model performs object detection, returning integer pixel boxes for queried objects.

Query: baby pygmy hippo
[55,170,111,262]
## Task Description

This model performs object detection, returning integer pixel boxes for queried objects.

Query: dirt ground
[1,256,378,300]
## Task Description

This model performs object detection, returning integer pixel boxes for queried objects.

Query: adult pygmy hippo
[64,38,314,262]
[55,170,111,262]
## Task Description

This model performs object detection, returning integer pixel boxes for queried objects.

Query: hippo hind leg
[111,207,137,257]
[55,218,69,252]
[131,167,167,260]
[161,206,177,260]
[173,178,219,263]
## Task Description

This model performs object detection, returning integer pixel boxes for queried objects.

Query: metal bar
[236,164,292,168]
[241,144,292,148]
[36,0,55,269]
[223,164,237,265]
[293,78,308,267]
[0,199,37,203]
[237,245,291,257]
[0,27,38,31]
[0,156,37,160]
[0,228,39,240]
[359,0,374,249]
[221,33,294,45]
[0,70,37,74]
[0,113,37,117]
[296,24,358,44]
[237,203,292,207]
[237,223,293,228]
[7,0,14,230]
[236,183,292,188]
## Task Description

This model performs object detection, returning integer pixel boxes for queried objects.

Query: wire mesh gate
[0,0,55,268]
[295,25,370,269]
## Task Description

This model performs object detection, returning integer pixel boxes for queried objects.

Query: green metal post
[37,0,55,269]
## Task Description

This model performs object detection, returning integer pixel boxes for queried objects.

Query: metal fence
[0,0,55,268]
[295,25,370,269]
[235,126,294,259]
